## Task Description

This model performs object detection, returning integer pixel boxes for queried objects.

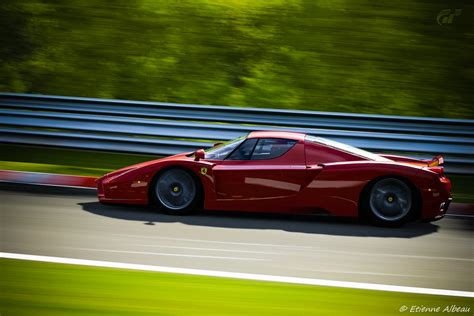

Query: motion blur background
[1,0,473,118]
[1,2,473,315]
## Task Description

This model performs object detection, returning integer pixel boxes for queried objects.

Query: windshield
[204,135,246,160]
[306,135,391,161]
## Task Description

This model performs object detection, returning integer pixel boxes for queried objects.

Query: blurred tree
[0,0,472,118]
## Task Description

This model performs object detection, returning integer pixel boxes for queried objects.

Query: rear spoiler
[378,154,445,168]
[426,155,444,167]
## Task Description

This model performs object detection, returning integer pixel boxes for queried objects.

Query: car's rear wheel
[152,168,200,215]
[366,178,416,227]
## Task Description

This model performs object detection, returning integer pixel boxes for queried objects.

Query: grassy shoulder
[0,143,473,202]
[449,175,474,204]
[1,258,472,316]
[0,144,157,177]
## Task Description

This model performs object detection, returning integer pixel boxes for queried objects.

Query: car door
[212,137,308,212]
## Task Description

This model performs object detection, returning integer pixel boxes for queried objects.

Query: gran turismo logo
[437,9,462,25]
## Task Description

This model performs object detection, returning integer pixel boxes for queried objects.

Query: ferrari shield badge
[200,167,208,175]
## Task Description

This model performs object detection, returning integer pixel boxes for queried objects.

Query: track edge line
[1,252,472,298]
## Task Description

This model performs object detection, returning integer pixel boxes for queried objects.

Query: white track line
[124,235,472,262]
[130,244,282,255]
[119,234,316,249]
[315,249,474,262]
[71,248,265,261]
[1,252,472,298]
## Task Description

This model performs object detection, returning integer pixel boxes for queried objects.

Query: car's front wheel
[152,168,200,215]
[365,178,416,227]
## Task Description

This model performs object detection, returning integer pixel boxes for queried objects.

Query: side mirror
[194,149,205,161]
[213,142,224,147]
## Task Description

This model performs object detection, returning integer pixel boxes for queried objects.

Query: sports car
[97,131,452,226]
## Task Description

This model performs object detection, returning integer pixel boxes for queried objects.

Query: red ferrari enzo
[97,131,452,226]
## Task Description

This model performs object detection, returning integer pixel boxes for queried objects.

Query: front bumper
[96,176,106,201]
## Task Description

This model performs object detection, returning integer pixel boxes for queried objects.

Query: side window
[227,138,258,160]
[251,138,297,160]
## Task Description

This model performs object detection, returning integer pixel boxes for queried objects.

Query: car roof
[247,131,306,141]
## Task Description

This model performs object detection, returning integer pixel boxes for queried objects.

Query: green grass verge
[1,143,473,202]
[0,144,157,177]
[449,175,474,204]
[1,258,472,316]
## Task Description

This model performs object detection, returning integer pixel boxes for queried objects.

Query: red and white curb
[1,252,472,298]
[0,170,97,189]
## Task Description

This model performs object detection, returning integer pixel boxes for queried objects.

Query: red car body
[97,131,452,222]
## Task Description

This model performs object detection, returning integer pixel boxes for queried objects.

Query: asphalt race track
[1,183,473,292]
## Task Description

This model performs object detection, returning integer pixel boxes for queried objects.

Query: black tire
[363,178,417,227]
[151,168,201,215]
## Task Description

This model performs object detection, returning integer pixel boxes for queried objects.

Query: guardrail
[1,93,473,174]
